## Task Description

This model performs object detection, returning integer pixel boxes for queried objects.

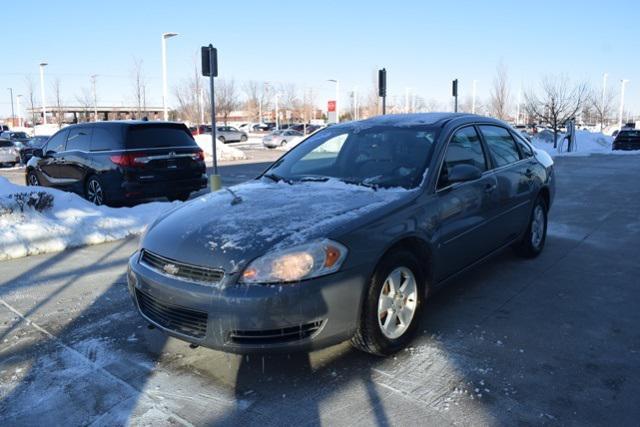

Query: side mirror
[32,148,44,158]
[447,164,482,184]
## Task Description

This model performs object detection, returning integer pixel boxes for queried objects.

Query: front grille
[140,250,224,285]
[135,289,208,339]
[229,321,324,345]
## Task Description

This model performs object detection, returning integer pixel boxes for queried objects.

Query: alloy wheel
[28,173,39,186]
[87,179,104,205]
[377,267,418,339]
[531,204,545,248]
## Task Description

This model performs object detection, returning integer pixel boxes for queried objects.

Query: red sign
[327,100,336,112]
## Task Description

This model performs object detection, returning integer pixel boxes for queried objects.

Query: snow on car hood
[142,179,414,274]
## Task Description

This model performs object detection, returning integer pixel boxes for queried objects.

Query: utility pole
[7,88,15,127]
[90,75,98,121]
[275,93,280,130]
[601,73,608,131]
[16,94,23,127]
[161,32,178,121]
[39,62,47,125]
[619,79,629,131]
[472,80,477,114]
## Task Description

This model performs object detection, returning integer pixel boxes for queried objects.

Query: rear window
[617,131,640,140]
[0,140,13,148]
[126,126,197,149]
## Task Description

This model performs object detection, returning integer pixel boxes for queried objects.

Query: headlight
[240,239,348,284]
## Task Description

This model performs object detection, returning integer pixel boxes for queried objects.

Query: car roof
[330,112,505,130]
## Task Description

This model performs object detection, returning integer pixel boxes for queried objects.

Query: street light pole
[601,73,608,131]
[472,80,477,114]
[16,94,22,127]
[275,93,280,130]
[7,88,15,127]
[161,32,178,121]
[91,74,98,121]
[39,62,48,125]
[619,79,629,130]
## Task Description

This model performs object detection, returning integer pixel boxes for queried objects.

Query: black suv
[612,129,640,151]
[26,121,207,205]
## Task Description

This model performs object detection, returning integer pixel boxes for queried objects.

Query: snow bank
[0,177,178,260]
[530,130,635,157]
[193,135,247,161]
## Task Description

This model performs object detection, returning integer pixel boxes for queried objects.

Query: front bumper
[127,251,366,353]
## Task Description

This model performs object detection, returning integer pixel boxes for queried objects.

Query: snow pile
[0,177,178,260]
[531,131,616,157]
[193,135,247,161]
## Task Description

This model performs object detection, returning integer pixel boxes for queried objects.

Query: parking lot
[0,153,638,425]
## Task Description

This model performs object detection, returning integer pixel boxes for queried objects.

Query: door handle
[484,183,497,193]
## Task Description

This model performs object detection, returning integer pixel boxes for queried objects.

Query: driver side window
[438,126,486,188]
[44,129,69,154]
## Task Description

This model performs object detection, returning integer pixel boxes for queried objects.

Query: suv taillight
[192,150,205,162]
[110,153,147,168]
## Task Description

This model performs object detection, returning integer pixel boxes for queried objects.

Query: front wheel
[280,139,287,147]
[513,196,548,258]
[351,250,425,356]
[85,176,106,206]
[218,136,226,144]
[240,135,248,142]
[27,170,39,186]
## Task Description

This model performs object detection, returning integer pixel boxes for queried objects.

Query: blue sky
[1,0,638,117]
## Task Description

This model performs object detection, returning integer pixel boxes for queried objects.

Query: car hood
[142,179,414,274]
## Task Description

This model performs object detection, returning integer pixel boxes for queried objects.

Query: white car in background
[0,139,20,167]
[262,129,304,149]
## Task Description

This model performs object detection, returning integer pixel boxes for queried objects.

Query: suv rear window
[617,130,640,140]
[126,125,197,149]
[0,140,13,147]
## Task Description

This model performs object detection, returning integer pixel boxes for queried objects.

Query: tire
[168,192,190,202]
[280,139,287,147]
[218,136,226,144]
[85,175,106,206]
[27,170,39,186]
[240,135,248,142]
[351,250,425,356]
[513,195,548,258]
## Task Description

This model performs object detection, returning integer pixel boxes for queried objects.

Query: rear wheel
[27,170,39,186]
[240,135,248,142]
[513,195,547,258]
[351,250,425,356]
[218,136,226,144]
[85,176,106,206]
[280,139,287,147]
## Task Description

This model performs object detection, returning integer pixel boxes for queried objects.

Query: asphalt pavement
[1,154,639,426]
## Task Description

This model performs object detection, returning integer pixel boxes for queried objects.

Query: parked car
[213,126,247,143]
[262,129,304,148]
[0,131,31,149]
[0,125,9,132]
[612,129,640,151]
[0,139,20,167]
[19,135,50,163]
[128,113,555,355]
[25,121,207,205]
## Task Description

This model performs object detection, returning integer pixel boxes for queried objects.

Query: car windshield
[265,124,439,189]
[13,132,28,138]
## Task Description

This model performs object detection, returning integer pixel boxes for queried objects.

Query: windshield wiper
[299,176,330,182]
[262,173,293,184]
[339,178,379,191]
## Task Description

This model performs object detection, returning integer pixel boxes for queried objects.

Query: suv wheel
[218,136,226,144]
[513,195,548,258]
[352,250,425,356]
[85,176,106,206]
[27,171,39,186]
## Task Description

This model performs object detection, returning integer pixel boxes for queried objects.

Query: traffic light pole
[205,44,221,191]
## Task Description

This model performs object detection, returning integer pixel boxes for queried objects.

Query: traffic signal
[452,79,458,97]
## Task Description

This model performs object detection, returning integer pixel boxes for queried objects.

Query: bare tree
[588,87,616,131]
[24,75,39,125]
[525,75,589,148]
[215,79,239,125]
[75,88,93,122]
[489,62,510,120]
[174,61,204,125]
[50,78,64,127]
[131,58,147,119]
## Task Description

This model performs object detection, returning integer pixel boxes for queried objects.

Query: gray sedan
[128,113,555,355]
[262,129,303,148]
[216,126,248,143]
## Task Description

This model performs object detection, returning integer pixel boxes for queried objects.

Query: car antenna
[225,188,242,205]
